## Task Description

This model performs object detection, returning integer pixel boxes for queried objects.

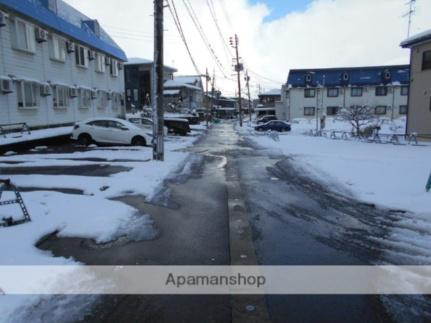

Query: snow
[260,88,281,96]
[0,127,73,146]
[239,118,431,214]
[0,131,202,321]
[401,28,431,47]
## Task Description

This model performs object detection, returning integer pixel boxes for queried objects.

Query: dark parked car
[255,120,291,132]
[164,118,191,136]
[178,114,200,125]
[256,115,277,124]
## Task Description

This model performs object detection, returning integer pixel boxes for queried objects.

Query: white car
[127,117,168,136]
[71,117,151,146]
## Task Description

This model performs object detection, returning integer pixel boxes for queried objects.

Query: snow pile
[240,119,430,214]
[0,127,73,146]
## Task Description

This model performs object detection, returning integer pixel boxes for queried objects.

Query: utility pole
[152,0,164,161]
[245,70,252,124]
[211,70,215,121]
[403,0,416,38]
[204,68,211,127]
[230,34,243,127]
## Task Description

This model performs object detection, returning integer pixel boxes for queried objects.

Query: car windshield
[2,1,430,322]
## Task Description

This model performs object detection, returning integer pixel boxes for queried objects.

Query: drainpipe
[391,85,396,121]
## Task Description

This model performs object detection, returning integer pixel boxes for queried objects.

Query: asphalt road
[11,122,431,322]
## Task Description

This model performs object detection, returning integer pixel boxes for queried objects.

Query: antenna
[403,0,417,38]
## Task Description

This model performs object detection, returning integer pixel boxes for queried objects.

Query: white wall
[281,85,408,121]
[0,9,125,128]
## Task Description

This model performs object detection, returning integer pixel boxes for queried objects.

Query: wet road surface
[10,122,431,322]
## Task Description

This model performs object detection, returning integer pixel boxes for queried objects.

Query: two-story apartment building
[401,30,431,136]
[0,0,127,128]
[163,75,203,113]
[279,65,410,121]
[124,57,177,111]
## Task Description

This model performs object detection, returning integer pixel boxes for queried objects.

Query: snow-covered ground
[0,131,204,321]
[239,117,431,214]
[0,127,73,146]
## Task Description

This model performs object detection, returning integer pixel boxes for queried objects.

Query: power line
[206,0,233,63]
[167,0,201,75]
[182,0,228,77]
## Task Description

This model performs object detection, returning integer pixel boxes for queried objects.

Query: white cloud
[64,0,431,97]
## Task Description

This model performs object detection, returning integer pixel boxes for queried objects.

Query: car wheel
[132,136,146,146]
[78,133,92,146]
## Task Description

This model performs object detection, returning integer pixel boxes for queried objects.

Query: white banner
[1,266,431,295]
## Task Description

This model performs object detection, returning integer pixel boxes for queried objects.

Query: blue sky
[250,0,313,21]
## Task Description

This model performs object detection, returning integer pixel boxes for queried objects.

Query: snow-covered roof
[0,0,127,61]
[164,77,202,91]
[163,89,180,95]
[125,57,178,71]
[401,29,431,48]
[260,89,281,96]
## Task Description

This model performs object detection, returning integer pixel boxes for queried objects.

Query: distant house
[280,65,410,121]
[0,0,127,128]
[257,89,281,117]
[401,30,431,136]
[124,57,177,111]
[163,75,203,112]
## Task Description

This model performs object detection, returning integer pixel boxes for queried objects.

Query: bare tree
[338,105,376,136]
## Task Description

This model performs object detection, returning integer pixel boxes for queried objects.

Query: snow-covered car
[256,115,277,124]
[127,117,168,136]
[71,118,151,146]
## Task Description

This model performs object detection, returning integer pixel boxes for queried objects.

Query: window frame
[96,53,106,73]
[78,88,91,109]
[326,106,339,116]
[16,80,39,109]
[375,106,387,115]
[110,59,119,77]
[49,34,67,62]
[97,90,107,109]
[11,17,36,53]
[422,50,431,71]
[400,86,409,96]
[375,86,388,97]
[399,105,408,115]
[304,107,316,116]
[53,85,69,109]
[75,44,89,68]
[304,88,316,98]
[327,88,339,98]
[351,87,363,97]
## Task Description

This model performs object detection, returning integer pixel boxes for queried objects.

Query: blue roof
[0,0,127,61]
[287,65,410,88]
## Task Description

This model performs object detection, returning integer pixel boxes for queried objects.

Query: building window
[375,86,387,96]
[422,50,431,71]
[10,18,36,53]
[327,106,339,116]
[49,35,66,62]
[110,59,119,77]
[98,90,107,109]
[400,86,409,96]
[399,105,408,115]
[16,81,39,108]
[304,107,315,116]
[96,53,106,73]
[53,85,69,109]
[79,89,91,109]
[304,88,315,98]
[113,93,122,110]
[75,44,88,68]
[375,106,387,115]
[351,87,363,97]
[327,88,339,97]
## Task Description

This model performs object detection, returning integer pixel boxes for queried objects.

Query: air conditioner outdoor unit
[0,78,13,94]
[35,28,48,42]
[105,57,112,66]
[66,41,75,53]
[88,50,96,61]
[0,11,8,27]
[91,90,97,99]
[40,84,52,96]
[69,87,78,98]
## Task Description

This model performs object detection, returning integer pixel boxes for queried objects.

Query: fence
[307,129,421,146]
[0,123,31,138]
